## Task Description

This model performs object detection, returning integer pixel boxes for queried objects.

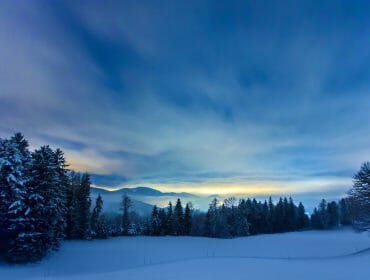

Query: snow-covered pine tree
[121,194,132,235]
[65,171,80,239]
[91,194,103,238]
[51,148,68,248]
[348,162,370,230]
[0,133,32,262]
[96,214,108,239]
[76,173,91,239]
[27,146,66,255]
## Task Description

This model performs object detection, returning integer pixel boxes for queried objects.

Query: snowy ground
[1,229,370,280]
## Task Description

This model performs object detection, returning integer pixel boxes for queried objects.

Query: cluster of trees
[310,198,352,229]
[146,199,192,236]
[145,196,310,238]
[0,133,105,262]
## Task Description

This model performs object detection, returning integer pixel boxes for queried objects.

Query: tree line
[143,196,353,238]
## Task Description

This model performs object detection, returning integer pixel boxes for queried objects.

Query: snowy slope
[1,229,369,280]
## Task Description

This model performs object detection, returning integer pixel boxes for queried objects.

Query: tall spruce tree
[150,205,160,235]
[0,134,32,262]
[91,194,104,238]
[174,198,184,235]
[121,194,132,235]
[66,172,81,239]
[327,201,339,228]
[166,202,174,235]
[184,203,192,235]
[76,173,91,239]
[296,202,309,230]
[339,198,352,225]
[28,146,64,251]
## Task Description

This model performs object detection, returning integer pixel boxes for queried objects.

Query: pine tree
[327,201,339,228]
[311,199,330,229]
[158,208,167,235]
[204,198,218,237]
[150,205,160,235]
[236,199,249,236]
[348,162,370,230]
[66,172,81,239]
[174,198,184,235]
[91,195,104,238]
[0,134,32,262]
[267,197,274,233]
[339,198,352,225]
[96,215,108,239]
[121,194,132,235]
[184,203,192,235]
[50,148,68,248]
[296,202,309,230]
[75,173,91,239]
[28,146,64,251]
[310,208,320,229]
[166,202,174,235]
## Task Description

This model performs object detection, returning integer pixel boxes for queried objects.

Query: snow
[1,229,369,280]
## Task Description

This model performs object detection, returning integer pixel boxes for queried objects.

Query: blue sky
[1,0,370,198]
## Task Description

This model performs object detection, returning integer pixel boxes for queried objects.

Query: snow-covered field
[1,229,369,280]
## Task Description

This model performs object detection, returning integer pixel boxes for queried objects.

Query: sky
[1,0,370,200]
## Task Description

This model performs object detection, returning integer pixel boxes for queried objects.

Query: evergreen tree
[166,202,174,235]
[91,195,104,238]
[296,202,309,230]
[66,172,81,239]
[348,162,370,230]
[121,194,132,235]
[28,146,65,250]
[204,198,218,237]
[236,199,249,236]
[95,215,108,239]
[50,148,68,248]
[150,205,160,235]
[184,203,192,235]
[267,197,274,232]
[0,134,32,262]
[311,199,330,229]
[174,198,184,235]
[327,201,339,228]
[158,208,167,236]
[310,208,320,229]
[339,198,352,225]
[75,173,91,239]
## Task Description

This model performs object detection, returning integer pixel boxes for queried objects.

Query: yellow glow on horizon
[91,176,351,197]
[154,183,293,196]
